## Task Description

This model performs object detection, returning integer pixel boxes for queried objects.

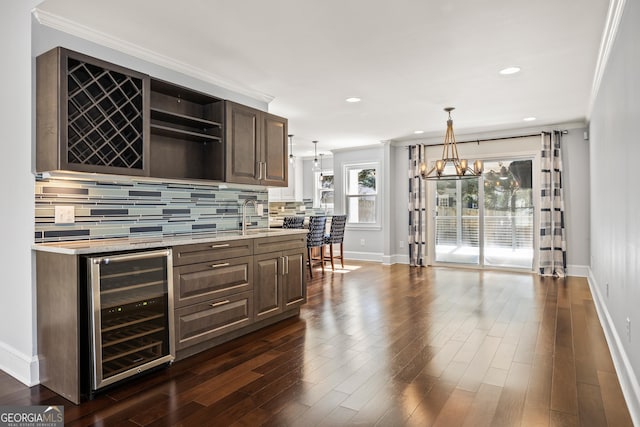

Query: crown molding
[32,8,275,104]
[586,0,627,120]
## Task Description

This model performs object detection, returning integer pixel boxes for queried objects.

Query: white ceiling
[36,0,609,157]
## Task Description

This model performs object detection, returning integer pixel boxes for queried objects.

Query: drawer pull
[210,262,230,269]
[210,300,230,308]
[210,243,231,249]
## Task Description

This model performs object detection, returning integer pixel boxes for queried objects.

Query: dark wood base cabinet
[172,233,306,360]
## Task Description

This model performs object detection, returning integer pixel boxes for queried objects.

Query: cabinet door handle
[261,162,266,180]
[210,300,230,308]
[210,243,230,249]
[256,161,262,180]
[284,256,289,275]
[210,262,230,269]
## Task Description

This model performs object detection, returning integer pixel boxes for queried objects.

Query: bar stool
[324,215,347,270]
[282,216,305,229]
[306,216,327,278]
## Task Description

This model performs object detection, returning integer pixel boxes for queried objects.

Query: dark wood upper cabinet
[36,47,150,176]
[225,101,288,187]
[36,47,288,185]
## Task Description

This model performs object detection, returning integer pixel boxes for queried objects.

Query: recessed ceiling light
[499,66,521,75]
[345,97,361,103]
[414,130,424,134]
[523,117,537,122]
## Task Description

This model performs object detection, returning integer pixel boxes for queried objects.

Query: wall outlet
[399,240,405,248]
[626,317,631,342]
[54,205,75,224]
[256,204,263,215]
[360,239,365,246]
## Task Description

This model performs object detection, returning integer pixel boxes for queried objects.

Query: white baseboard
[381,254,410,265]
[0,341,39,386]
[567,264,589,277]
[344,251,383,263]
[587,268,640,426]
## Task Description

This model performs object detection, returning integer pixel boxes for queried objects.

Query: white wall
[0,0,41,385]
[561,129,590,273]
[589,0,640,420]
[332,145,385,261]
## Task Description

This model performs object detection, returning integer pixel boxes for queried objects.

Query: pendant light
[288,134,295,164]
[319,153,325,181]
[420,107,483,180]
[312,140,320,171]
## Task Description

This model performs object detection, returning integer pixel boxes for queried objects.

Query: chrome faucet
[241,199,258,235]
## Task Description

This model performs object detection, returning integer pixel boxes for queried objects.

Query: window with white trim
[345,163,379,225]
[314,171,334,209]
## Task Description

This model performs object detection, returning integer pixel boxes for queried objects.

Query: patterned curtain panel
[539,131,567,277]
[408,145,427,266]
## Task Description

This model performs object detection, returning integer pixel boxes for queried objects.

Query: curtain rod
[421,130,568,147]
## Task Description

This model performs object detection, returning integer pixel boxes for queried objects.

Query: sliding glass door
[431,158,534,270]
[482,159,534,269]
[434,179,479,265]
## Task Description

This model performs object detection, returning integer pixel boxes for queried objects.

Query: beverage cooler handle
[92,249,171,265]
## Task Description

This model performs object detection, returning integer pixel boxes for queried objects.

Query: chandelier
[420,107,483,180]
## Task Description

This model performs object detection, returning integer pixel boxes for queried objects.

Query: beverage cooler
[85,249,175,393]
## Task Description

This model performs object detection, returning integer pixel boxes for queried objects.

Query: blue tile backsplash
[35,176,269,243]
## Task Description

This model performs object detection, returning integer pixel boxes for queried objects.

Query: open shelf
[150,124,222,143]
[149,78,225,181]
[151,107,221,130]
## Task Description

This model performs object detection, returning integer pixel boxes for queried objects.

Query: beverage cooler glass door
[88,249,175,390]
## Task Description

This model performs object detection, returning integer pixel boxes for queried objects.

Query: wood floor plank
[0,263,633,426]
[597,370,634,427]
[490,362,532,427]
[550,307,578,415]
[576,382,607,427]
[461,383,502,427]
[457,335,501,392]
[432,388,475,427]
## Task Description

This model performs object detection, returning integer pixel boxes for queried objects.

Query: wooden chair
[306,216,327,277]
[324,215,347,270]
[282,216,305,229]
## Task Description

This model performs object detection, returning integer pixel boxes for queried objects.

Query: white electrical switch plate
[256,204,263,215]
[54,206,75,224]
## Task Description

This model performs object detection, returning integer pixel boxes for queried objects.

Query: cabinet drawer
[175,291,253,350]
[173,239,252,266]
[173,256,253,307]
[254,234,306,255]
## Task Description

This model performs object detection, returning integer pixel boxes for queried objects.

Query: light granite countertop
[32,228,308,255]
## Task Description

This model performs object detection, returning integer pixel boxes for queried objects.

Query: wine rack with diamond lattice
[36,48,150,176]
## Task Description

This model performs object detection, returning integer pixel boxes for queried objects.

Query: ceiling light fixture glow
[414,130,424,134]
[499,66,521,75]
[523,117,537,122]
[345,97,361,103]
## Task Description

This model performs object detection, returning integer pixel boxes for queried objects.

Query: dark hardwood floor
[0,262,633,426]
